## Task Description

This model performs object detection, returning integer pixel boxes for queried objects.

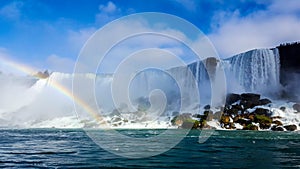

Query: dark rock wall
[276,42,300,101]
[277,42,300,85]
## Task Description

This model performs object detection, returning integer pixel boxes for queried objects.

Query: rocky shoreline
[171,93,300,131]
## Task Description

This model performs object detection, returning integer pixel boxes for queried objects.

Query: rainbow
[0,56,105,126]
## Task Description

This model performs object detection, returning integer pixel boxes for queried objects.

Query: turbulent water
[0,129,300,168]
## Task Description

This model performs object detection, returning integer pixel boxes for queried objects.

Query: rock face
[34,70,50,79]
[277,42,300,101]
[204,57,219,79]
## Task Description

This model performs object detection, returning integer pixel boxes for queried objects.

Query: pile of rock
[171,93,299,131]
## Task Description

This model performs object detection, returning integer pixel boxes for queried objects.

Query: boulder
[204,105,211,110]
[192,114,202,118]
[271,116,282,119]
[271,126,284,131]
[233,115,240,122]
[236,118,252,127]
[284,124,297,131]
[259,123,272,129]
[203,110,214,121]
[220,115,231,124]
[273,120,283,126]
[293,104,300,112]
[241,93,260,102]
[248,114,255,121]
[226,107,240,116]
[232,104,243,110]
[243,124,258,130]
[259,98,272,105]
[224,122,236,129]
[280,107,286,111]
[226,93,241,105]
[254,114,272,129]
[200,120,208,129]
[254,108,272,117]
[239,100,255,109]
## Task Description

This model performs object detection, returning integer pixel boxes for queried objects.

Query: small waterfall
[226,48,281,95]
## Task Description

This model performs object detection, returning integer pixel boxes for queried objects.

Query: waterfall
[0,48,283,128]
[225,48,281,95]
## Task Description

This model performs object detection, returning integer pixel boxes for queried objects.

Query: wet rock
[192,114,202,119]
[200,120,208,129]
[232,104,243,110]
[259,123,271,129]
[271,116,282,119]
[239,100,258,109]
[241,93,261,102]
[204,105,211,110]
[259,98,272,105]
[271,125,284,131]
[220,115,231,124]
[224,122,236,129]
[233,115,240,122]
[254,108,272,117]
[293,104,300,112]
[284,124,297,131]
[254,115,272,129]
[273,120,283,126]
[226,93,241,105]
[236,118,252,127]
[248,114,255,121]
[226,107,240,116]
[203,110,214,121]
[280,107,286,111]
[243,124,258,130]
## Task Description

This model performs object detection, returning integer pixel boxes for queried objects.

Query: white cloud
[46,54,75,73]
[208,0,300,58]
[96,1,121,25]
[268,0,300,14]
[99,1,118,14]
[75,15,219,74]
[0,1,23,20]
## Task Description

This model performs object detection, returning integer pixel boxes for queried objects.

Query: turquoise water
[0,129,300,168]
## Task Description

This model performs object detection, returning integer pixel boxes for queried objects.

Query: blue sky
[0,0,300,73]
